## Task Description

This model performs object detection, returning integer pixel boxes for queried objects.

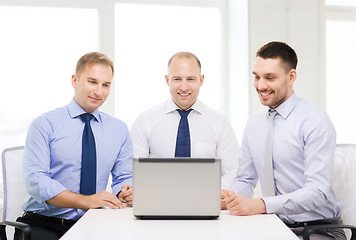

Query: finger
[106,194,126,208]
[126,200,133,207]
[221,200,227,210]
[123,194,132,201]
[226,197,238,210]
[226,191,234,197]
[121,188,133,198]
[221,191,228,199]
[229,206,240,216]
[224,196,234,205]
[121,184,131,192]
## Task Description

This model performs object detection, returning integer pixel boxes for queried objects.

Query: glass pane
[115,3,220,127]
[326,20,356,143]
[0,6,98,151]
[326,0,356,7]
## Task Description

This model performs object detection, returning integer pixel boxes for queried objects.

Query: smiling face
[72,63,113,113]
[165,56,204,110]
[253,57,296,109]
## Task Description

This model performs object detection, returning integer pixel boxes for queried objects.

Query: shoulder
[132,101,167,124]
[246,108,267,124]
[198,101,226,122]
[30,105,68,130]
[99,112,129,131]
[294,98,334,133]
[295,98,331,123]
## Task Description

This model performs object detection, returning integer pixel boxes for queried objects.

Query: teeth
[180,93,189,96]
[260,92,270,96]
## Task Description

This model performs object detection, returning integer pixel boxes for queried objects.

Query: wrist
[258,198,267,214]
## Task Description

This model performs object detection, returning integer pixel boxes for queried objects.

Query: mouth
[89,96,101,102]
[259,91,273,99]
[178,92,190,98]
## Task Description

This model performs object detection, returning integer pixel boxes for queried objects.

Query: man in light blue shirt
[223,42,346,239]
[15,52,133,240]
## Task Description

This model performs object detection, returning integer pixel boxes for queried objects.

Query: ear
[72,74,78,89]
[289,69,296,84]
[200,74,205,86]
[165,74,170,86]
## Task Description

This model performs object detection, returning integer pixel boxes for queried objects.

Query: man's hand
[86,191,126,209]
[46,190,125,210]
[224,192,266,216]
[221,189,234,210]
[118,184,133,207]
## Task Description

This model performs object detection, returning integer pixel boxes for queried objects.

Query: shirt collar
[273,92,298,120]
[165,98,203,114]
[68,98,100,122]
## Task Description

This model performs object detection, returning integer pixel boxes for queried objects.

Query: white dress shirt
[230,93,342,222]
[130,99,240,189]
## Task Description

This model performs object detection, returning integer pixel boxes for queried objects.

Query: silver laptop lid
[133,158,221,219]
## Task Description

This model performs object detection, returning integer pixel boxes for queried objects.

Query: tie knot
[268,109,277,118]
[177,109,193,118]
[80,113,94,123]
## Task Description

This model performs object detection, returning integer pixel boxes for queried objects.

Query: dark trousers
[285,218,347,240]
[14,212,76,240]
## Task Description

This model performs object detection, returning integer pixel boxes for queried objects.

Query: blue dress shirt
[22,99,133,220]
[230,93,342,222]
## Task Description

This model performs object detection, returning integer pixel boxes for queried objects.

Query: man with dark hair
[223,42,346,239]
[16,52,133,240]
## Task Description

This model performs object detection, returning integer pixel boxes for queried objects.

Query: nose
[179,80,189,92]
[94,85,103,97]
[257,78,268,91]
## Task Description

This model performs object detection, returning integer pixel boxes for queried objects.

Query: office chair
[0,146,31,240]
[303,144,356,240]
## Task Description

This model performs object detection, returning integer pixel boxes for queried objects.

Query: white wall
[248,0,326,113]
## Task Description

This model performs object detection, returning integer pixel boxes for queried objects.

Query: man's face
[253,57,296,109]
[165,57,204,110]
[72,63,113,113]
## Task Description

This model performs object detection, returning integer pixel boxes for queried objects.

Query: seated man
[223,41,346,240]
[130,51,239,190]
[15,52,133,240]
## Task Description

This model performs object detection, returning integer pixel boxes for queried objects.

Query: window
[325,0,356,7]
[326,5,356,143]
[114,3,220,128]
[0,6,98,152]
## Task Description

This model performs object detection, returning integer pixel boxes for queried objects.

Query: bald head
[167,52,201,74]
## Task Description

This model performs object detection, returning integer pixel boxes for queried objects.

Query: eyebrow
[252,72,277,76]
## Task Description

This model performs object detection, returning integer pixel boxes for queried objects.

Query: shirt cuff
[261,195,287,214]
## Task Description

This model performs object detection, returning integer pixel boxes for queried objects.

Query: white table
[60,208,299,240]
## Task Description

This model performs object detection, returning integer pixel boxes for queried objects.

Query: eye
[172,77,181,81]
[187,78,195,81]
[254,75,260,80]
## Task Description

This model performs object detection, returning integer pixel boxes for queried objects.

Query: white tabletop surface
[60,208,299,240]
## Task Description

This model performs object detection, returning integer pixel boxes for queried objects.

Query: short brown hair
[76,52,114,77]
[167,51,201,73]
[256,41,298,71]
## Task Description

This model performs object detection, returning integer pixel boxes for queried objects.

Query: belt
[23,212,77,226]
[284,217,342,228]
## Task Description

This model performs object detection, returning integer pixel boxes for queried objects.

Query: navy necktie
[80,113,97,195]
[175,109,193,157]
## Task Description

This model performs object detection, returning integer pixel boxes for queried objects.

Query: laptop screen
[133,158,221,219]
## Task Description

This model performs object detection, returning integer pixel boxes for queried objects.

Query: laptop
[133,158,221,219]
